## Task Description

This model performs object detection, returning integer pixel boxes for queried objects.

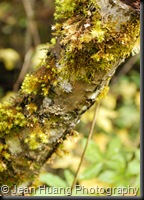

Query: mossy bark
[0,0,140,196]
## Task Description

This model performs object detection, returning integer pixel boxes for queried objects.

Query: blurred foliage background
[0,0,140,197]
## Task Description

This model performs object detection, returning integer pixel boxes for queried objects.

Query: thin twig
[71,102,100,191]
[13,48,34,92]
[22,0,41,46]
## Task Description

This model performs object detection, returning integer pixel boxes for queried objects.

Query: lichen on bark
[0,0,140,195]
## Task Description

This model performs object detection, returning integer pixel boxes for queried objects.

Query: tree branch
[0,0,140,196]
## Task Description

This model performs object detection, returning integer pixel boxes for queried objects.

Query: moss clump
[26,103,38,114]
[21,74,39,95]
[21,58,58,97]
[0,103,28,172]
[0,103,27,136]
[54,0,77,20]
[0,143,10,172]
[24,124,49,150]
[53,0,140,83]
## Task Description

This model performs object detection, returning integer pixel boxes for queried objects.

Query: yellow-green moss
[21,74,39,95]
[0,143,10,172]
[0,103,28,172]
[96,86,109,103]
[20,59,57,97]
[0,103,27,135]
[26,103,38,114]
[54,0,77,20]
[53,0,140,83]
[24,124,49,150]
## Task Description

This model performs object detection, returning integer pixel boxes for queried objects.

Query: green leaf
[134,175,140,189]
[105,153,126,172]
[115,106,139,128]
[135,149,140,161]
[98,170,117,184]
[64,169,74,186]
[127,159,140,175]
[40,173,67,187]
[79,163,103,180]
[106,137,122,158]
[125,151,134,162]
[83,139,103,163]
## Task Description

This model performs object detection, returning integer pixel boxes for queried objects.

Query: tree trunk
[0,0,140,196]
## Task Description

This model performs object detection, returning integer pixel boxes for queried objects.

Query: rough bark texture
[0,0,140,196]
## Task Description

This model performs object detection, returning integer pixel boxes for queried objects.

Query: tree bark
[0,0,140,196]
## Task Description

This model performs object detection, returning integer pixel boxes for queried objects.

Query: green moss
[53,0,140,83]
[54,0,77,20]
[0,103,28,172]
[0,143,10,172]
[26,103,37,114]
[0,103,27,136]
[21,74,39,95]
[20,59,58,97]
[24,124,49,150]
